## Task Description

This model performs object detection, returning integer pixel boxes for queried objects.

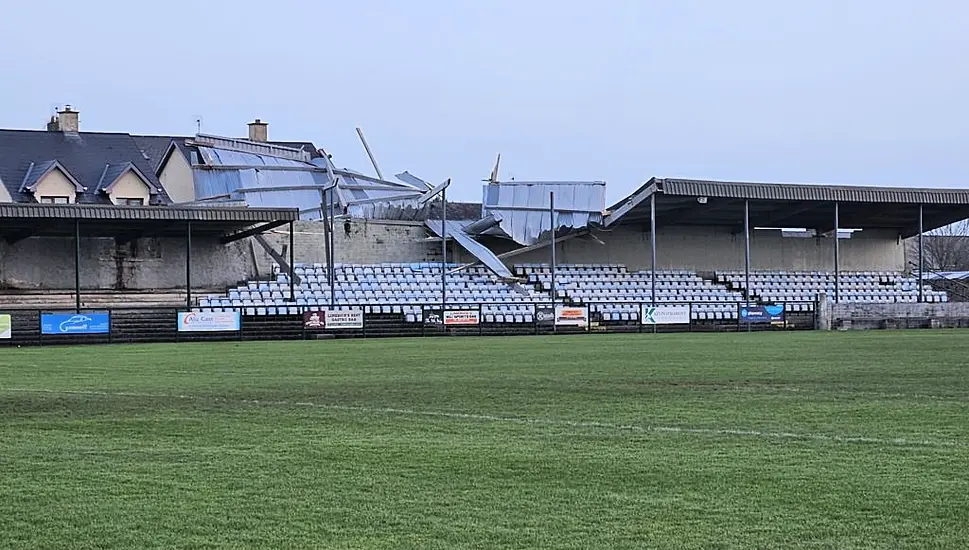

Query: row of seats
[717,271,948,304]
[527,267,748,320]
[195,263,947,323]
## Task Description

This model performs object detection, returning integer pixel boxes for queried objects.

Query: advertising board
[641,305,691,325]
[303,310,326,330]
[325,309,364,329]
[443,310,480,326]
[555,306,589,327]
[177,311,241,332]
[739,304,786,323]
[0,314,10,339]
[535,306,555,326]
[41,312,110,335]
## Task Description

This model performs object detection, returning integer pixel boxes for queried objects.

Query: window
[39,196,69,204]
[119,198,145,206]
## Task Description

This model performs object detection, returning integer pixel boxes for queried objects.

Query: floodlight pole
[185,221,192,311]
[650,193,657,306]
[744,199,751,308]
[441,187,447,309]
[74,218,81,313]
[834,202,841,304]
[550,191,556,333]
[918,203,924,303]
[321,188,332,307]
[328,187,336,307]
[288,221,295,303]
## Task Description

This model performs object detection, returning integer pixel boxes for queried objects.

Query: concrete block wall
[0,220,437,291]
[507,225,905,272]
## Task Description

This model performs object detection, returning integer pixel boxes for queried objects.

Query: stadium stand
[717,271,948,307]
[197,263,552,324]
[518,264,745,321]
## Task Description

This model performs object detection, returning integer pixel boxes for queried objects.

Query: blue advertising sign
[41,312,111,335]
[740,304,785,324]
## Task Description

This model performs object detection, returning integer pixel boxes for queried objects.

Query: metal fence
[0,301,818,347]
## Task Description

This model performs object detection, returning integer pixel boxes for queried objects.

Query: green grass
[1,331,968,549]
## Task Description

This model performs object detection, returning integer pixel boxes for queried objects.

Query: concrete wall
[0,220,436,291]
[254,220,436,274]
[158,150,195,203]
[0,218,906,291]
[505,225,905,272]
[0,235,254,290]
[107,171,151,205]
[826,301,969,330]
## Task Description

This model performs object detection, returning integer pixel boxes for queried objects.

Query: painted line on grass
[5,388,964,449]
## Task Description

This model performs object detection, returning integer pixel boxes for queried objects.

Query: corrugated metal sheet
[192,135,311,162]
[425,220,513,278]
[661,179,969,204]
[481,182,605,245]
[0,203,298,221]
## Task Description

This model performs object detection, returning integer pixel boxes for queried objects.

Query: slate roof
[94,162,158,194]
[0,129,171,205]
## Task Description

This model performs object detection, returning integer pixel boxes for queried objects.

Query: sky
[1,0,966,204]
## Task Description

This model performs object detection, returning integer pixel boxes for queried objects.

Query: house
[0,107,169,205]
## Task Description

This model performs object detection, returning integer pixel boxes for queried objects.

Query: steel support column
[918,203,924,303]
[289,221,296,303]
[321,190,332,307]
[550,192,556,332]
[744,200,751,308]
[74,218,81,313]
[834,202,840,303]
[650,193,657,306]
[441,188,447,308]
[185,221,192,310]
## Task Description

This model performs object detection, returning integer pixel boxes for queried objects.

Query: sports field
[1,332,967,549]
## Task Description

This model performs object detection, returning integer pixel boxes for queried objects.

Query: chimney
[46,116,59,132]
[248,119,268,142]
[56,105,79,132]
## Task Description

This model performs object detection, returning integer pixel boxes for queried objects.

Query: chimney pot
[248,119,268,142]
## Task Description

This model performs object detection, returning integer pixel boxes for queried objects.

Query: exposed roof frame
[603,178,658,227]
[189,134,311,162]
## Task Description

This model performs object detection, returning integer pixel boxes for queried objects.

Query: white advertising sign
[178,311,241,332]
[641,305,691,325]
[324,309,364,329]
[555,306,589,327]
[443,310,480,326]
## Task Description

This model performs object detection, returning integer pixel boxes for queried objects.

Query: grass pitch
[1,332,968,549]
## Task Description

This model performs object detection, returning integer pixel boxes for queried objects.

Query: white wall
[107,171,151,205]
[507,224,905,272]
[33,170,77,203]
[158,150,195,203]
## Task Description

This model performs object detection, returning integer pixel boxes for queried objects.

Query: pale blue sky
[1,0,966,203]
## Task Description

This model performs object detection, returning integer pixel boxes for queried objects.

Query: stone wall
[826,301,969,330]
